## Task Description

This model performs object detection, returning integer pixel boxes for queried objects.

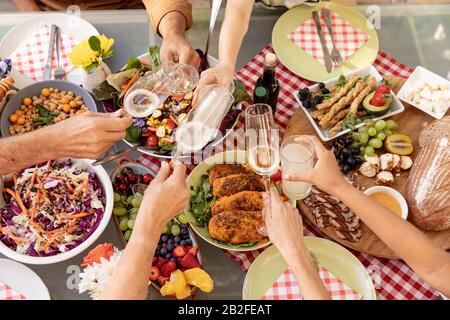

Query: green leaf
[85,61,99,73]
[88,36,101,52]
[232,79,251,104]
[36,104,51,117]
[92,81,118,100]
[101,50,114,60]
[148,46,161,66]
[127,57,141,70]
[336,75,346,87]
[322,93,332,100]
[125,125,141,143]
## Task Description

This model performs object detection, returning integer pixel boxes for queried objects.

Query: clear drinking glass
[245,104,280,236]
[124,62,199,118]
[280,135,315,200]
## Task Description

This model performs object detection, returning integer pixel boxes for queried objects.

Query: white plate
[0,159,113,265]
[0,13,99,90]
[293,65,405,142]
[397,66,450,119]
[0,258,50,300]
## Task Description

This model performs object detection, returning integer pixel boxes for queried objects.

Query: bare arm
[285,135,450,297]
[263,189,329,300]
[0,111,131,176]
[10,0,41,11]
[102,161,188,299]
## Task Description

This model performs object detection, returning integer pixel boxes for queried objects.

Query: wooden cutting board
[285,76,450,259]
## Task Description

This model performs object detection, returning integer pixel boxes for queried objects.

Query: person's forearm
[158,11,186,39]
[0,127,60,175]
[218,0,253,72]
[101,224,160,300]
[284,242,329,300]
[334,183,450,296]
[11,0,41,11]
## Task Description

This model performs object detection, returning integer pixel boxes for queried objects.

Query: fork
[322,8,343,64]
[54,26,66,80]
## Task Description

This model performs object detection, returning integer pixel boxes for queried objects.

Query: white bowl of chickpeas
[0,80,97,137]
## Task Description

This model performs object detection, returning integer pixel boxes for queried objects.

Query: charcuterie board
[285,76,450,259]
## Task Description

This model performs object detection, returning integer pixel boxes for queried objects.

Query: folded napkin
[288,8,369,70]
[0,58,12,79]
[262,266,362,300]
[0,280,26,300]
[9,23,79,81]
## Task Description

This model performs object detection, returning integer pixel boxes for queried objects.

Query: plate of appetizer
[272,2,379,82]
[110,158,210,298]
[185,150,294,252]
[95,47,250,159]
[294,65,405,142]
[397,66,450,119]
[0,158,113,264]
[285,75,450,258]
[242,239,376,300]
[0,80,96,137]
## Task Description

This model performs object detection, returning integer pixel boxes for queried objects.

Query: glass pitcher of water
[124,62,199,118]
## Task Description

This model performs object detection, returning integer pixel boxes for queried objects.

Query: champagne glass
[280,135,315,200]
[245,104,280,235]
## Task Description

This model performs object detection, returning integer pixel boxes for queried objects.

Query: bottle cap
[255,86,267,97]
[265,53,277,66]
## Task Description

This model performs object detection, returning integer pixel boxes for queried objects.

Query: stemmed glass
[244,104,280,235]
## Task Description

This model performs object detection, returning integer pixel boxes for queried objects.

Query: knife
[312,11,333,73]
[43,24,57,80]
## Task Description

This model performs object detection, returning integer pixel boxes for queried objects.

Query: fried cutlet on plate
[208,164,250,185]
[211,191,263,216]
[212,173,265,198]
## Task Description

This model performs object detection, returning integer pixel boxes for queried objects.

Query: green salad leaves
[188,174,215,227]
[32,104,59,127]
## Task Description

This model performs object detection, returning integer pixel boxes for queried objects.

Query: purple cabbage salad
[0,159,106,257]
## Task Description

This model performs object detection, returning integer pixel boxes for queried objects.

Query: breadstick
[349,76,377,114]
[316,75,359,110]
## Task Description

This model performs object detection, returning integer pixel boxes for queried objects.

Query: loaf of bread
[0,76,14,100]
[406,116,450,231]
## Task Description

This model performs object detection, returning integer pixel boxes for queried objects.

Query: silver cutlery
[322,8,343,64]
[43,24,57,80]
[54,26,66,80]
[201,0,222,71]
[312,11,333,73]
[92,145,140,167]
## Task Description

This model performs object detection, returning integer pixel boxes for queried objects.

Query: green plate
[185,150,295,252]
[272,2,379,82]
[242,237,377,300]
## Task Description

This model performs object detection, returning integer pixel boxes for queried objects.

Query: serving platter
[285,75,450,259]
[242,239,376,300]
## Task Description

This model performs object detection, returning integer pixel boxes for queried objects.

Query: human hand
[192,66,234,106]
[262,187,305,257]
[135,161,188,234]
[283,135,347,195]
[160,35,200,68]
[49,109,132,160]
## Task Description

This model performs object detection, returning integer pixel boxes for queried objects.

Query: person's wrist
[159,12,186,39]
[134,202,166,234]
[324,176,350,197]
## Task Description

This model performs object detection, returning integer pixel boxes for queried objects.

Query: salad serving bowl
[0,158,113,265]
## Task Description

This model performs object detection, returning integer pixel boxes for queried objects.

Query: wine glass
[244,104,280,235]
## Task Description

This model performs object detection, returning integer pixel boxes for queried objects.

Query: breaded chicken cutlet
[208,164,250,185]
[212,173,265,198]
[211,191,263,216]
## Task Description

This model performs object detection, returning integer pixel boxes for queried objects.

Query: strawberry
[180,253,201,269]
[160,261,177,277]
[376,84,390,94]
[188,247,198,256]
[270,170,282,182]
[158,276,169,286]
[173,245,187,258]
[155,257,168,269]
[152,257,157,266]
[149,266,160,281]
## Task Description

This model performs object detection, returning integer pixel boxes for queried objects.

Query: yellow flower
[69,34,114,71]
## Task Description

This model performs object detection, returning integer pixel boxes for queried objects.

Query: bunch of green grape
[350,119,398,157]
[113,191,143,241]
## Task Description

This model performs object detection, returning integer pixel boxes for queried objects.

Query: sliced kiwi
[385,134,413,155]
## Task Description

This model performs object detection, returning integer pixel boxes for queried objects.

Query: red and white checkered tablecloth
[10,23,78,81]
[288,8,369,70]
[262,266,362,300]
[137,44,439,300]
[0,280,26,300]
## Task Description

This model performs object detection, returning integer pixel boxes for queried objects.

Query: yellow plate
[242,237,377,300]
[185,150,295,252]
[272,2,379,82]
